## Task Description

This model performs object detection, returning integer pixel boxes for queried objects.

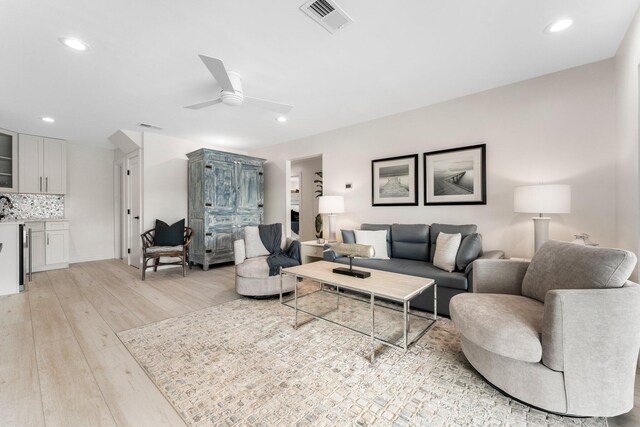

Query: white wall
[251,60,618,259]
[141,133,246,231]
[66,143,116,263]
[615,8,640,275]
[291,156,322,241]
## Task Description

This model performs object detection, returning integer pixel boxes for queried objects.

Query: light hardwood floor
[1,259,638,426]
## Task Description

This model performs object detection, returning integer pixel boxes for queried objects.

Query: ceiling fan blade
[244,96,293,115]
[198,55,235,93]
[184,98,223,110]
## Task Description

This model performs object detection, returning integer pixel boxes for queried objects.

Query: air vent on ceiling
[137,123,163,131]
[300,0,352,34]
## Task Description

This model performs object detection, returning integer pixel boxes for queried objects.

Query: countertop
[0,218,69,224]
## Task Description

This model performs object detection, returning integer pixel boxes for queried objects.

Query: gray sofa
[450,240,640,417]
[324,223,504,315]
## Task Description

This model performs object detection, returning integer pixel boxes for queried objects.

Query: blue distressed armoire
[186,149,265,270]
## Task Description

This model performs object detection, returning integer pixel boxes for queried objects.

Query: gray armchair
[234,225,296,297]
[450,240,640,417]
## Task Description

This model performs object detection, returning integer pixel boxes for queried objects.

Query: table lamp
[318,195,344,243]
[514,184,571,252]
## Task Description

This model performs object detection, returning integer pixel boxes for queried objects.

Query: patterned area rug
[118,294,606,426]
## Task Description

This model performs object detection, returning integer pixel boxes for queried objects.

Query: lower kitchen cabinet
[25,220,69,272]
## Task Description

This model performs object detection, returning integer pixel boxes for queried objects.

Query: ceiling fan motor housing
[221,71,243,106]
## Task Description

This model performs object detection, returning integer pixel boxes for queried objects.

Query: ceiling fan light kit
[185,55,293,116]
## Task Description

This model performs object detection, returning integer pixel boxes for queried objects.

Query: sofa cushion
[341,229,355,244]
[450,293,544,363]
[522,240,638,303]
[456,233,483,271]
[244,226,270,258]
[430,223,477,262]
[244,226,286,259]
[361,224,392,257]
[236,256,270,278]
[391,224,429,261]
[334,257,469,290]
[354,230,389,259]
[433,232,461,272]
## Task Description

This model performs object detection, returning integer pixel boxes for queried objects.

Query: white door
[43,138,66,194]
[128,155,142,269]
[45,230,68,265]
[18,134,43,193]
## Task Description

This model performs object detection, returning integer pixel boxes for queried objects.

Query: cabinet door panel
[206,229,235,254]
[18,134,43,194]
[30,231,46,272]
[204,161,236,212]
[237,165,263,212]
[43,138,66,194]
[45,230,68,265]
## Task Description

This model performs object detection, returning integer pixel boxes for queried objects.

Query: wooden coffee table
[281,261,436,362]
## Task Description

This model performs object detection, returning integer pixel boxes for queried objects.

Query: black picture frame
[423,144,486,205]
[371,154,419,206]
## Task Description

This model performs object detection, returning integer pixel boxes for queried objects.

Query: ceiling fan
[185,55,293,115]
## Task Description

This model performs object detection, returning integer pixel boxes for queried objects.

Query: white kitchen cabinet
[25,221,68,272]
[0,223,20,296]
[18,134,67,194]
[0,128,18,193]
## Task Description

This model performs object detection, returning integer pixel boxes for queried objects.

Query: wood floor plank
[0,292,31,326]
[68,265,145,333]
[28,275,75,345]
[0,321,45,427]
[84,343,186,427]
[80,263,172,325]
[36,336,116,427]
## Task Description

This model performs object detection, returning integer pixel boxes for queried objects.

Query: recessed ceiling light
[545,18,573,33]
[276,116,288,123]
[41,117,55,123]
[59,37,90,51]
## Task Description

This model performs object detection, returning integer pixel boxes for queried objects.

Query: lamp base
[532,217,551,252]
[332,267,371,279]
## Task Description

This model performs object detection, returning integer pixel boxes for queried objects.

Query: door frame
[126,150,143,268]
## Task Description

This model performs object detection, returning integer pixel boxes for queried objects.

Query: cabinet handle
[46,177,48,192]
[205,203,212,207]
[40,177,42,192]
[47,235,49,245]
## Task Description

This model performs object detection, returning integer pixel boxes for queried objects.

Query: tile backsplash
[0,193,64,220]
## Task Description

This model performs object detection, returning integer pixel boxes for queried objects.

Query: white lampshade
[514,184,571,215]
[318,196,344,214]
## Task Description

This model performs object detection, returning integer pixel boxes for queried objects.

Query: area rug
[117,295,607,426]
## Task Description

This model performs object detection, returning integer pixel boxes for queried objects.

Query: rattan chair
[141,227,194,280]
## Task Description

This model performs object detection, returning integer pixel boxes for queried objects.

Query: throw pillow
[244,226,270,258]
[354,230,390,260]
[154,219,185,246]
[433,232,462,272]
[341,229,355,244]
[456,233,483,271]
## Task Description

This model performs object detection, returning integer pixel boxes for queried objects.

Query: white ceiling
[1,0,638,150]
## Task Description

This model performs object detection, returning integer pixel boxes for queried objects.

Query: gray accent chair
[234,225,296,297]
[450,240,640,417]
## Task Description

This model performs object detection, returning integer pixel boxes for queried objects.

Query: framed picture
[372,154,418,206]
[424,144,486,205]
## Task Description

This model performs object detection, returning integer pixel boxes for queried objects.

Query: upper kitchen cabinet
[18,134,67,194]
[0,128,18,193]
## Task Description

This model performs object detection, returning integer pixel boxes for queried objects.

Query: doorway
[288,155,323,242]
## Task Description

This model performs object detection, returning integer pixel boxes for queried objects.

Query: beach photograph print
[372,154,418,206]
[424,144,486,205]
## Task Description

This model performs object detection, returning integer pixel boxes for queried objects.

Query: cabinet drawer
[238,214,261,226]
[302,245,324,259]
[25,221,45,232]
[206,214,234,229]
[46,221,69,231]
